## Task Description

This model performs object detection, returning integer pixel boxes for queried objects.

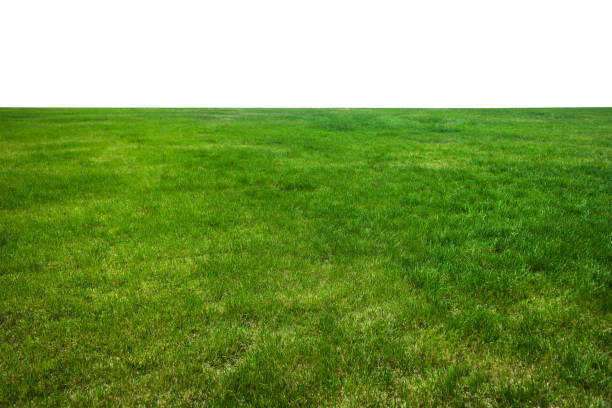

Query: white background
[1,0,611,107]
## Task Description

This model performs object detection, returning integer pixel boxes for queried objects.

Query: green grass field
[1,108,611,407]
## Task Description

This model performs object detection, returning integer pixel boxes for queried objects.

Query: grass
[0,108,610,407]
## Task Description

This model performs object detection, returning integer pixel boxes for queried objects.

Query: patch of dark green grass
[0,108,611,407]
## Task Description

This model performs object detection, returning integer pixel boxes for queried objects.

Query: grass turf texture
[0,108,611,407]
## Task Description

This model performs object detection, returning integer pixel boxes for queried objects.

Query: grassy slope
[0,108,610,407]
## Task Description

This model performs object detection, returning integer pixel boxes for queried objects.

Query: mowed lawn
[0,108,610,407]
